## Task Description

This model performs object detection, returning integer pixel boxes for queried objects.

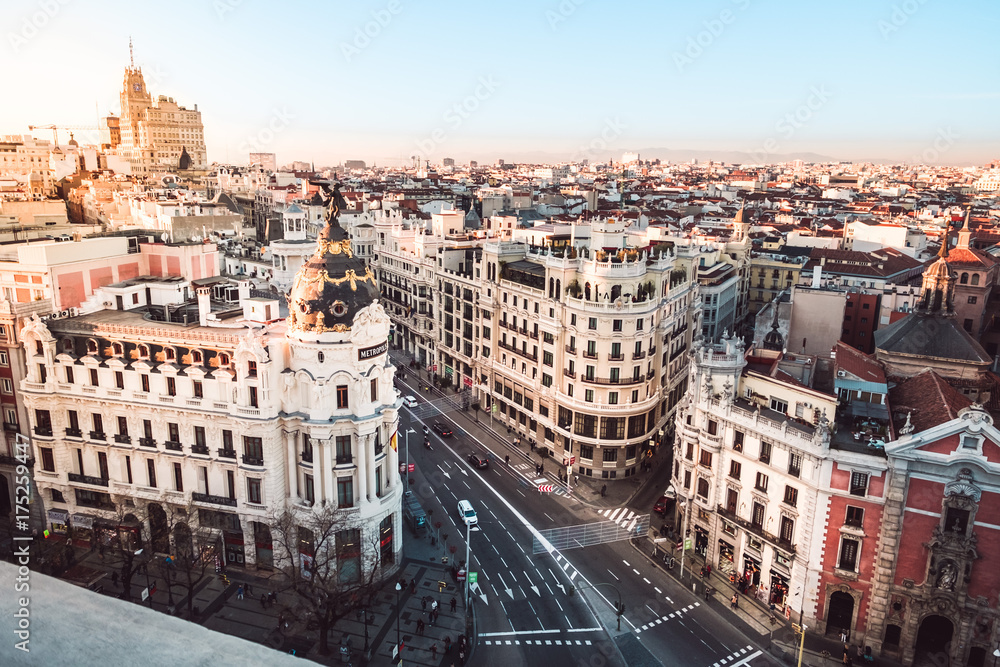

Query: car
[468,453,489,469]
[457,499,478,527]
[653,495,670,515]
[432,422,453,437]
[402,396,418,408]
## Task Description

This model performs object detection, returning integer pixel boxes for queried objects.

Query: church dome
[286,183,378,333]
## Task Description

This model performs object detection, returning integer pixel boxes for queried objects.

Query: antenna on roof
[129,37,134,69]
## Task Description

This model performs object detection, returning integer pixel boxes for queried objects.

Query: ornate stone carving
[945,469,982,502]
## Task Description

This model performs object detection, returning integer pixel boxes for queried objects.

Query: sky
[3,0,998,167]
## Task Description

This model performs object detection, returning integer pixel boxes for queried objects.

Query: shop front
[694,526,709,559]
[70,513,95,549]
[718,539,736,579]
[47,509,69,536]
[741,554,761,593]
[224,530,245,567]
[769,570,789,608]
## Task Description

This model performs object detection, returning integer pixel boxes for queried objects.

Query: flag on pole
[390,431,397,451]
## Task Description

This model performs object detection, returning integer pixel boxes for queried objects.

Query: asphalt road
[396,385,777,667]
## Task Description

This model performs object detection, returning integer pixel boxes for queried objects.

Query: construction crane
[28,124,103,146]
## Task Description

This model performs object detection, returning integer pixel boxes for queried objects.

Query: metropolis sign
[358,340,389,360]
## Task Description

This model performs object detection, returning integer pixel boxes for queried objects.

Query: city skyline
[3,0,998,166]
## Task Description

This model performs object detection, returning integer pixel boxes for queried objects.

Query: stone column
[366,433,377,501]
[357,434,369,502]
[286,431,298,501]
[322,439,335,507]
[387,428,399,489]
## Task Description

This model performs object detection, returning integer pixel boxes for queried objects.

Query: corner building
[21,204,402,576]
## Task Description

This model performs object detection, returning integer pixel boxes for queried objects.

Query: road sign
[141,587,149,601]
[538,484,554,493]
[408,463,415,472]
[684,538,692,550]
[457,569,466,582]
[469,571,478,584]
[428,364,438,372]
[491,404,498,414]
[399,464,406,473]
[563,456,576,466]
[463,377,473,387]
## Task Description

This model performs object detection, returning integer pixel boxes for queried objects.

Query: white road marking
[633,569,640,576]
[654,587,662,594]
[517,489,526,497]
[544,512,555,522]
[607,569,619,580]
[500,557,508,568]
[622,559,630,567]
[555,598,563,612]
[643,578,651,584]
[462,480,471,489]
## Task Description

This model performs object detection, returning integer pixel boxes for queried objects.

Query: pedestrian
[246,582,253,596]
[422,597,428,611]
[840,630,848,643]
[111,570,119,587]
[601,484,607,497]
[445,636,452,653]
[459,647,466,663]
[431,644,437,658]
[432,599,438,612]
[277,612,285,629]
[505,454,510,466]
[731,593,738,609]
[270,591,277,605]
[417,619,424,634]
[237,584,244,600]
[450,596,457,612]
[530,440,536,451]
[260,593,267,608]
[411,579,417,594]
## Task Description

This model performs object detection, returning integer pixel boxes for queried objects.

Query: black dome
[287,188,378,333]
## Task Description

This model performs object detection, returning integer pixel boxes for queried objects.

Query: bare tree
[102,498,148,603]
[154,503,217,618]
[270,504,387,656]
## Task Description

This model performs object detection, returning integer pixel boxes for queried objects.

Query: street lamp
[576,582,625,631]
[794,623,807,667]
[463,521,480,610]
[404,428,416,495]
[394,581,403,665]
[992,647,999,667]
[135,548,153,609]
[678,493,693,580]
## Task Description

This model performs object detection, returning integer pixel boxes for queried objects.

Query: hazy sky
[4,0,998,166]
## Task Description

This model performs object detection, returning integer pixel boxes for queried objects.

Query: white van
[457,500,478,527]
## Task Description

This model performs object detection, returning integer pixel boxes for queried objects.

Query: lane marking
[544,512,555,522]
[607,569,619,580]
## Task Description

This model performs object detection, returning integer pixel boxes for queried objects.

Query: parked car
[654,495,671,515]
[468,453,489,469]
[457,499,478,527]
[403,396,418,408]
[432,422,453,437]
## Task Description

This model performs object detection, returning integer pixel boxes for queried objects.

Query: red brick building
[841,290,881,354]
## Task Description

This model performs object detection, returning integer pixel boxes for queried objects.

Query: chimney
[238,279,251,304]
[812,265,821,288]
[197,287,211,327]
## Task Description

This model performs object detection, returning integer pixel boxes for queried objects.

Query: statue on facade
[315,181,349,227]
[936,560,958,591]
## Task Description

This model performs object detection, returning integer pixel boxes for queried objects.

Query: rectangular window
[90,368,99,386]
[788,452,802,478]
[608,391,618,405]
[115,371,124,390]
[602,448,618,462]
[733,430,744,452]
[40,447,54,472]
[249,386,258,408]
[304,474,315,504]
[751,501,764,528]
[247,360,257,377]
[336,435,352,463]
[227,470,236,499]
[125,456,132,484]
[370,378,378,403]
[845,506,864,527]
[755,471,768,492]
[769,397,788,414]
[697,477,709,499]
[588,317,597,330]
[636,318,644,331]
[336,385,349,409]
[247,478,262,504]
[243,436,264,463]
[850,471,869,497]
[193,380,203,398]
[194,426,206,448]
[65,366,74,384]
[223,429,233,452]
[838,537,859,571]
[143,419,153,440]
[166,376,176,396]
[173,462,183,491]
[579,444,594,460]
[337,478,354,508]
[699,450,712,467]
[168,423,180,442]
[585,389,594,403]
[612,319,622,332]
[780,516,795,544]
[684,470,691,490]
[783,485,798,507]
[543,351,553,367]
[707,420,718,436]
[541,373,552,388]
[729,460,741,480]
[117,416,128,437]
[759,441,771,464]
[141,374,150,393]
[147,459,157,488]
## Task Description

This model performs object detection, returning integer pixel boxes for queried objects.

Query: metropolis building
[22,189,402,577]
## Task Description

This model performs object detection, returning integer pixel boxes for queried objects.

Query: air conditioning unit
[837,370,846,378]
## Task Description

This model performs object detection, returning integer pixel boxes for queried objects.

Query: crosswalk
[483,638,594,647]
[714,645,762,666]
[635,601,700,634]
[598,506,641,533]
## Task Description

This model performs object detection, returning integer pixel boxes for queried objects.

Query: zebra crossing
[714,645,762,666]
[598,506,641,533]
[634,601,701,634]
[482,638,595,647]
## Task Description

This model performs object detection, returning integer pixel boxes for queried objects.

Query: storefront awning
[47,509,69,523]
[71,514,95,530]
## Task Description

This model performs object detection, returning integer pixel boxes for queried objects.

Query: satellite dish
[160,233,168,242]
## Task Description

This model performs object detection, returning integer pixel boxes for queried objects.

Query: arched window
[112,343,123,356]
[585,283,592,301]
[165,347,175,361]
[555,279,561,298]
[548,277,554,298]
[219,353,231,366]
[87,339,98,354]
[62,339,74,355]
[961,272,969,284]
[138,344,149,359]
[971,273,980,286]
[191,350,203,364]
[611,285,622,301]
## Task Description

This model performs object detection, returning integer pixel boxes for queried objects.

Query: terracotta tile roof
[834,341,886,384]
[944,246,996,267]
[888,369,972,432]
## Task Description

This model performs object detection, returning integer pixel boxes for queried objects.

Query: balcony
[192,492,237,507]
[164,441,183,452]
[0,454,32,467]
[34,426,53,437]
[633,351,646,360]
[88,431,106,441]
[65,428,83,438]
[242,455,264,466]
[68,473,109,487]
[565,345,577,354]
[336,454,353,465]
[139,438,156,448]
[608,353,624,362]
[580,375,643,386]
[646,369,655,380]
[301,450,313,464]
[717,504,796,554]
[218,448,237,459]
[563,369,576,379]
[114,434,132,444]
[191,444,210,455]
[4,422,19,433]
[583,350,598,360]
[76,495,114,510]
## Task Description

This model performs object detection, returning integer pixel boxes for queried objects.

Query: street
[396,382,778,667]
